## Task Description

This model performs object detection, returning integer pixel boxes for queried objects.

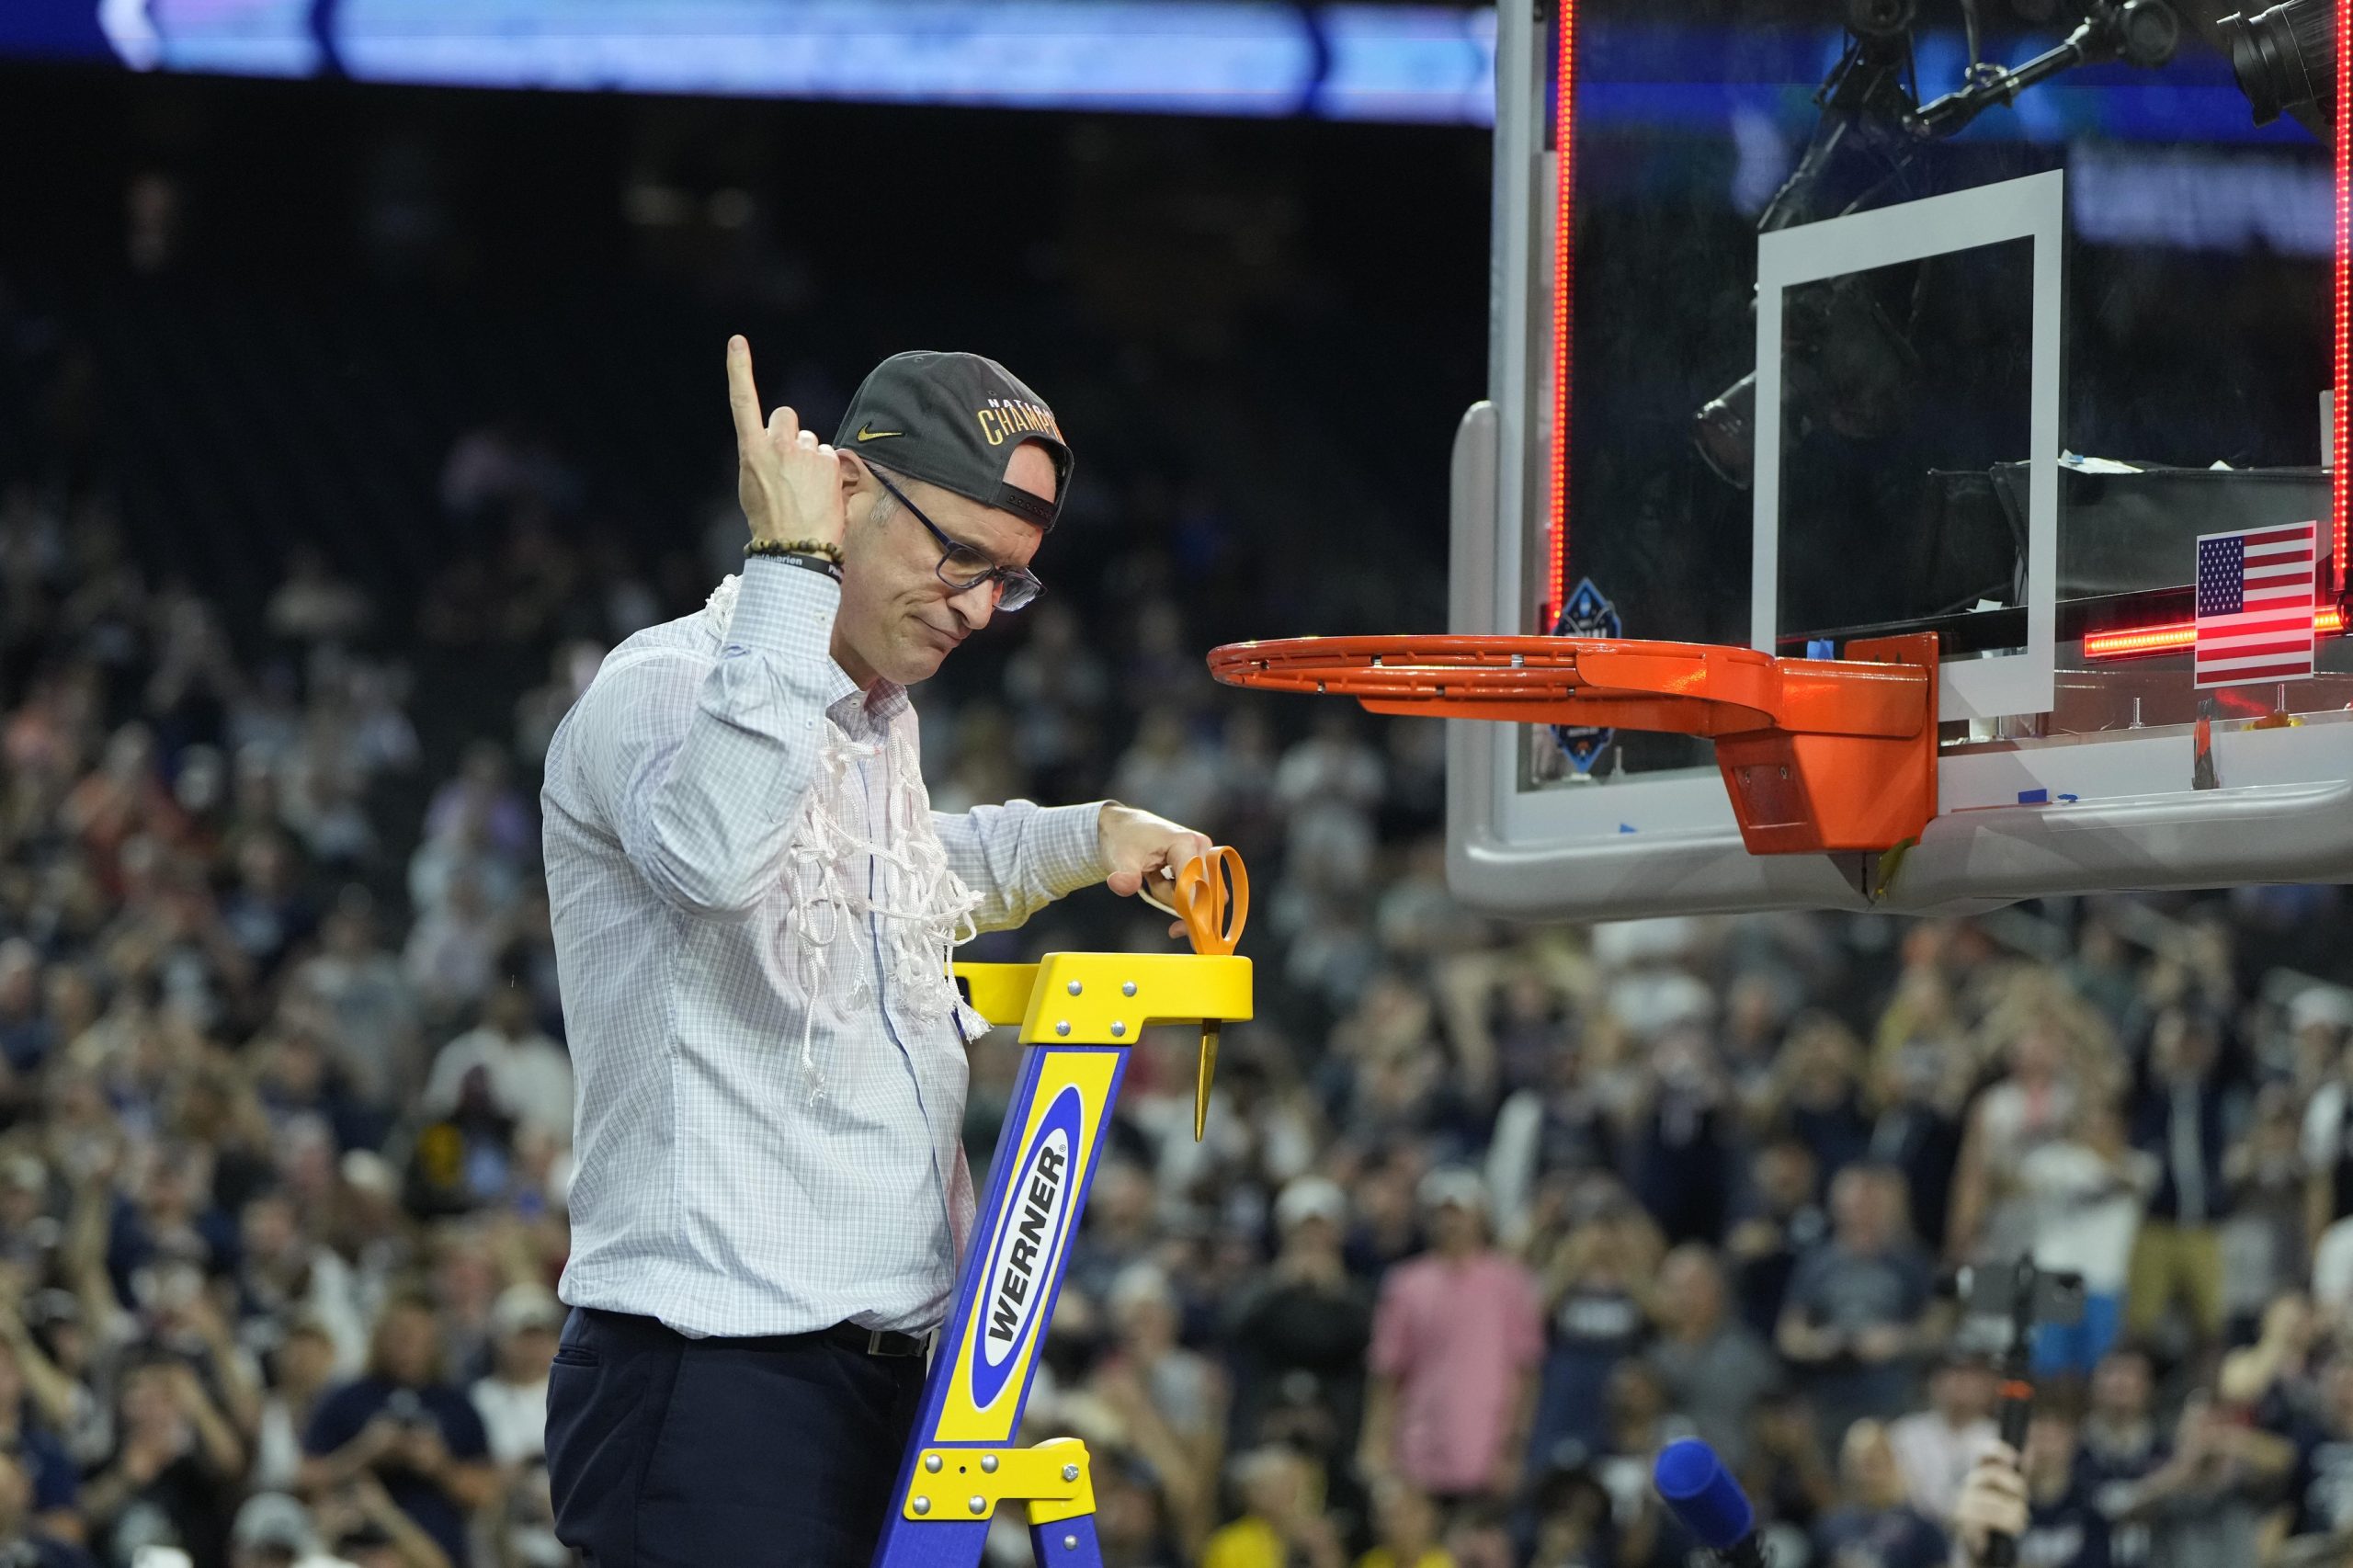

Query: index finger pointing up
[726,335,767,450]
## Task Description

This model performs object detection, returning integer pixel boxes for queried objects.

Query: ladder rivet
[1066,980,1083,995]
[1121,982,1137,996]
[1110,1021,1126,1038]
[1055,1021,1071,1036]
[1063,1463,1079,1483]
[981,1454,998,1474]
[970,1495,987,1515]
[924,1454,942,1473]
[914,1497,931,1516]
[1063,1535,1078,1551]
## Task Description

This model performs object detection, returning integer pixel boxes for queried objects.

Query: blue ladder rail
[871,951,1251,1568]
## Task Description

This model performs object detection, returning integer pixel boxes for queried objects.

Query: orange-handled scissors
[1138,846,1247,1139]
[1138,845,1248,956]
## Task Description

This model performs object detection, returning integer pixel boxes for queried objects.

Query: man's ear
[838,451,887,549]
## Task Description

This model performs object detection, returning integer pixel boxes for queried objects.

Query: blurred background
[3,3,2353,1567]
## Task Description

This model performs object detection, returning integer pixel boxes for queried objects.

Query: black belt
[585,1309,932,1359]
[821,1322,933,1359]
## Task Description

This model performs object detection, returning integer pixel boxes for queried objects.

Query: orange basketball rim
[1207,632,1940,857]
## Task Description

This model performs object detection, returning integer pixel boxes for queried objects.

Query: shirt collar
[824,661,907,738]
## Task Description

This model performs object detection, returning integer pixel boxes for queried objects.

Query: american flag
[2194,521,2318,689]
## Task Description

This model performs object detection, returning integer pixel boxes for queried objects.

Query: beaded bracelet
[746,537,844,565]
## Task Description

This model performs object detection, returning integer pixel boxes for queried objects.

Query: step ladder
[871,850,1251,1568]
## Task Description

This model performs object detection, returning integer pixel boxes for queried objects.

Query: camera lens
[2219,0,2335,127]
[2116,0,2180,71]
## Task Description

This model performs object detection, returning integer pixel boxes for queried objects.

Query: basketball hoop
[1208,632,1941,856]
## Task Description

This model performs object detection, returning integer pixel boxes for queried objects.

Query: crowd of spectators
[9,305,2353,1568]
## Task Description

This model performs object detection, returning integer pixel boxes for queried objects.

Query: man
[81,1356,243,1566]
[1222,1176,1372,1465]
[469,1285,557,1471]
[1643,1243,1779,1470]
[470,1286,559,1568]
[1885,1356,1997,1528]
[1777,1163,1944,1446]
[1726,1136,1826,1337]
[1200,1446,1345,1568]
[418,984,574,1151]
[541,339,1207,1563]
[1358,1169,1543,1506]
[1949,1417,2114,1568]
[2124,1006,2236,1347]
[300,1293,494,1568]
[2018,1097,2152,1378]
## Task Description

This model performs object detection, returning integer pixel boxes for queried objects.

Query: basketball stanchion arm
[870,877,1252,1568]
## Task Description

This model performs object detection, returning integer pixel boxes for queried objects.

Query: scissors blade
[1193,1021,1221,1142]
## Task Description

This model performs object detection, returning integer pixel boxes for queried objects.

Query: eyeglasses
[867,465,1043,612]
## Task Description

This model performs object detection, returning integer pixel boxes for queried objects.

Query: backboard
[1448,0,2353,919]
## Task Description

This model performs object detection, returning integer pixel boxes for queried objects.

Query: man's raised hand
[727,335,847,550]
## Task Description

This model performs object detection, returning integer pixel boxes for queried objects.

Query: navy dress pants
[547,1307,927,1567]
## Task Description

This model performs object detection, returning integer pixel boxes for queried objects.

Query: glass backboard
[1449,0,2353,919]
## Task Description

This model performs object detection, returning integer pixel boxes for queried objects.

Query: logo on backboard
[968,1085,1083,1409]
[1551,577,1621,776]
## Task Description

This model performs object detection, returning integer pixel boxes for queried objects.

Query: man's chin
[885,642,951,686]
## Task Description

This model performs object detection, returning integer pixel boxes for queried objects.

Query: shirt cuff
[725,554,839,663]
[1033,801,1108,898]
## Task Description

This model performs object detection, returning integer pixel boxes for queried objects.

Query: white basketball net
[704,574,983,1099]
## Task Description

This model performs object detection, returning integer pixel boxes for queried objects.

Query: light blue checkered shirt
[542,556,1106,1336]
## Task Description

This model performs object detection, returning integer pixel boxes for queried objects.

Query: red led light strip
[1547,0,1574,626]
[2337,0,2349,595]
[2083,605,2347,660]
[2325,0,2343,593]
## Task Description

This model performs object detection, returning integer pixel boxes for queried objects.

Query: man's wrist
[746,537,843,583]
[732,553,841,656]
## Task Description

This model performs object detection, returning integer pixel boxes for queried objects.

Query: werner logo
[983,1135,1066,1354]
[969,1085,1083,1408]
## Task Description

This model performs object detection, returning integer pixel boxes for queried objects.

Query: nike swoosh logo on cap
[856,426,904,441]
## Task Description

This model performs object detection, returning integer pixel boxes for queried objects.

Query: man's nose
[947,580,997,632]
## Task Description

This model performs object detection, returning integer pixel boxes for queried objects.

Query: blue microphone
[1654,1438,1767,1567]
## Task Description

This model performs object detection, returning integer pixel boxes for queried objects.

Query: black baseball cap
[834,350,1073,530]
